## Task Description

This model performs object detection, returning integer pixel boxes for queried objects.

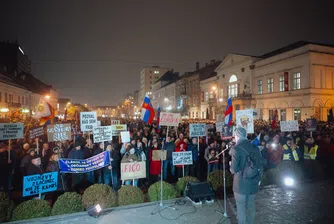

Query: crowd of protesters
[1,118,334,200]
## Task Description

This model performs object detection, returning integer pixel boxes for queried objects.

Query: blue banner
[59,151,110,173]
[23,172,58,197]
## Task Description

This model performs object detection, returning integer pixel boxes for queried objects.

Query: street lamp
[212,86,217,91]
[45,95,50,100]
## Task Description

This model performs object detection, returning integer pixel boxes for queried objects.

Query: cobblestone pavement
[227,179,334,224]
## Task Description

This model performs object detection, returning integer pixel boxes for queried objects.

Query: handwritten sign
[0,123,24,140]
[120,131,130,143]
[23,172,58,197]
[80,112,97,131]
[47,124,71,142]
[160,112,180,126]
[111,124,127,136]
[111,120,120,125]
[216,122,224,133]
[121,161,146,180]
[221,125,234,140]
[152,150,167,161]
[280,120,299,132]
[236,109,254,134]
[93,126,113,143]
[305,118,317,132]
[173,151,193,165]
[59,151,110,173]
[189,124,206,137]
[29,127,44,139]
[97,120,101,126]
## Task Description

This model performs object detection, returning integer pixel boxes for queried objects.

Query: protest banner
[221,125,234,140]
[93,126,113,143]
[47,124,71,142]
[59,151,110,173]
[216,122,224,133]
[280,120,299,132]
[120,131,130,143]
[305,118,317,132]
[152,150,167,161]
[0,123,24,140]
[97,120,101,126]
[29,127,44,139]
[121,161,146,180]
[253,109,260,119]
[172,151,193,165]
[216,114,225,122]
[160,112,180,126]
[111,124,127,136]
[80,112,97,131]
[23,172,58,197]
[111,120,120,125]
[189,123,206,137]
[236,109,254,134]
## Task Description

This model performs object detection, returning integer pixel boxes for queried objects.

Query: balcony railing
[231,92,253,99]
[7,102,22,108]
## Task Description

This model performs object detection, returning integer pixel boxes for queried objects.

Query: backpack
[239,145,267,184]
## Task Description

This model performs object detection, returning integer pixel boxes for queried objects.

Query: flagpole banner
[47,124,72,142]
[80,112,97,131]
[280,120,299,132]
[23,172,58,197]
[93,126,113,143]
[216,122,224,133]
[29,126,44,139]
[0,123,24,140]
[236,109,254,134]
[111,124,127,136]
[141,95,155,124]
[172,151,193,165]
[121,161,146,180]
[189,124,206,137]
[59,151,110,173]
[160,112,180,126]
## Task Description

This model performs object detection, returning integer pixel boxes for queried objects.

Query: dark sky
[1,0,334,106]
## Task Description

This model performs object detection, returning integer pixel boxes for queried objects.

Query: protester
[46,153,64,191]
[121,145,142,186]
[41,143,52,169]
[0,142,11,193]
[106,144,120,191]
[205,141,218,176]
[68,142,85,190]
[149,140,161,183]
[94,142,104,184]
[27,155,43,175]
[20,148,35,175]
[162,136,176,180]
[188,137,199,178]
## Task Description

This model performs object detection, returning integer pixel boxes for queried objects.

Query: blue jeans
[234,192,256,224]
[85,171,95,184]
[125,179,138,187]
[207,163,217,176]
[163,160,175,180]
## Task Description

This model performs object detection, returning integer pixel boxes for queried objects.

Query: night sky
[1,0,334,106]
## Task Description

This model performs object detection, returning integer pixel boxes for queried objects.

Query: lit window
[279,75,285,92]
[229,75,237,82]
[228,75,238,97]
[205,92,209,102]
[154,71,159,74]
[268,78,273,93]
[294,109,301,120]
[293,72,301,90]
[257,80,263,94]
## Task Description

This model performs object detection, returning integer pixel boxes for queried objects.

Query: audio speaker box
[185,181,215,203]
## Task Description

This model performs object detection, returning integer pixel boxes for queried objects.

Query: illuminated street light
[45,95,50,100]
[219,98,223,102]
[164,98,168,102]
[212,86,217,91]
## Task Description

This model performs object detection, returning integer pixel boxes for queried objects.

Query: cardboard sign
[111,120,120,125]
[221,125,234,140]
[59,151,110,173]
[216,122,224,133]
[173,151,193,165]
[97,120,101,126]
[80,112,97,131]
[253,109,260,119]
[120,131,130,143]
[29,127,44,139]
[121,161,146,180]
[0,123,24,140]
[280,120,299,132]
[305,118,317,132]
[111,124,127,136]
[47,124,71,142]
[236,109,254,134]
[216,114,225,122]
[93,126,113,143]
[160,112,180,126]
[189,123,206,137]
[23,172,58,197]
[152,150,167,161]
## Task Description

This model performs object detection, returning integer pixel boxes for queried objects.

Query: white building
[200,76,217,119]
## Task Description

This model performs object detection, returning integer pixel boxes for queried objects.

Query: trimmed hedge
[12,200,51,221]
[0,192,13,222]
[82,184,118,210]
[148,181,177,202]
[208,170,233,191]
[176,176,199,196]
[118,185,145,206]
[51,192,84,216]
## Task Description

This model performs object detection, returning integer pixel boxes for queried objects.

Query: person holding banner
[83,139,95,184]
[46,153,64,192]
[175,141,188,178]
[188,138,199,178]
[149,140,161,183]
[27,155,44,176]
[205,141,218,176]
[121,146,142,186]
[162,136,176,181]
[68,142,85,190]
[94,143,104,184]
[105,144,120,191]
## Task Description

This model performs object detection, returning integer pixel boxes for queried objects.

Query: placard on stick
[172,151,193,165]
[160,112,180,126]
[23,172,58,197]
[152,150,167,161]
[111,124,127,136]
[305,118,317,132]
[80,112,97,131]
[29,127,44,139]
[280,120,299,132]
[189,123,206,137]
[121,161,146,180]
[236,109,254,134]
[93,126,113,143]
[0,123,24,140]
[47,124,71,142]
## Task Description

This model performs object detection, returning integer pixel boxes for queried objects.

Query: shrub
[118,186,145,206]
[148,181,177,202]
[51,192,84,216]
[208,170,233,191]
[12,200,51,221]
[277,161,304,181]
[176,176,199,196]
[82,184,117,210]
[0,192,13,222]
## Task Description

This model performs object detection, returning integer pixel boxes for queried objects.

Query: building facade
[91,106,117,118]
[200,76,218,119]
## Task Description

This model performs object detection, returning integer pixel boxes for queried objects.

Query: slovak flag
[141,95,155,124]
[225,97,233,126]
[271,109,278,129]
[157,105,161,133]
[33,98,55,126]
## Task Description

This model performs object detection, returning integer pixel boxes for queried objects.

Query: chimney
[196,62,199,70]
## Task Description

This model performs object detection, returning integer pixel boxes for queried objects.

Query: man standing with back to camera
[230,127,265,224]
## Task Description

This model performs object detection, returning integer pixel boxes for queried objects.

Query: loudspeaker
[185,181,215,203]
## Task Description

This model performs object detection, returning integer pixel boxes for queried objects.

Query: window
[196,112,198,118]
[192,112,194,118]
[25,97,28,105]
[257,80,263,94]
[269,109,274,121]
[154,71,159,74]
[220,88,223,98]
[229,75,237,82]
[279,75,285,92]
[18,96,20,103]
[228,75,238,97]
[0,92,1,102]
[293,72,301,90]
[205,92,209,102]
[22,96,24,105]
[202,111,204,119]
[268,78,273,93]
[294,109,301,120]
[280,109,286,121]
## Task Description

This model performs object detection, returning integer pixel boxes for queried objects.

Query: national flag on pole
[271,109,278,129]
[224,97,233,126]
[252,133,261,146]
[157,105,161,133]
[141,95,155,124]
[33,98,55,126]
